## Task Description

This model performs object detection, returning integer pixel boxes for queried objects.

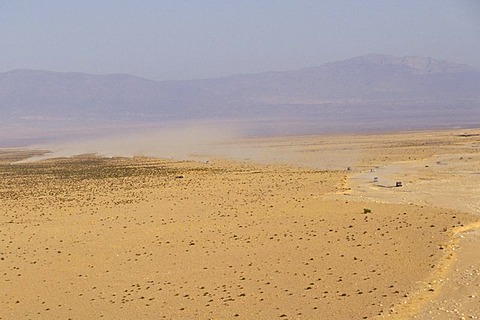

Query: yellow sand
[0,128,479,319]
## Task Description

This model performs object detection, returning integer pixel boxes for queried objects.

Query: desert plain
[1,128,479,319]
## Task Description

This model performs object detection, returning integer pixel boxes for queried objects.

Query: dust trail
[20,123,246,162]
[19,121,361,170]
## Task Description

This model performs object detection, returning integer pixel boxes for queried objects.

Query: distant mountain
[1,54,479,145]
[197,54,479,108]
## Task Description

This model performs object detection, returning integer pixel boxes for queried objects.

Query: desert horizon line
[2,53,477,82]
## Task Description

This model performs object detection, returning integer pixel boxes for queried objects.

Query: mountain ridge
[1,54,479,146]
[332,54,476,74]
[2,53,477,82]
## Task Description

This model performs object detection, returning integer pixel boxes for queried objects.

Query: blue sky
[1,0,479,80]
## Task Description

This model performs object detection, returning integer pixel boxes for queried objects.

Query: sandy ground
[0,128,479,319]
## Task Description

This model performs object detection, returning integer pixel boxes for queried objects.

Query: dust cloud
[22,123,238,161]
[20,121,360,170]
[20,121,288,165]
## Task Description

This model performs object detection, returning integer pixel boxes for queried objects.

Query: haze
[2,3,480,319]
[1,1,479,154]
[1,1,479,81]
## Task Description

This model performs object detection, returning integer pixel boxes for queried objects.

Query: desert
[3,2,480,319]
[1,128,479,319]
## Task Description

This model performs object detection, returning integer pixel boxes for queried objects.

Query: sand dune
[1,128,479,319]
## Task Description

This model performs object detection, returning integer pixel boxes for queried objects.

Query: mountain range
[1,54,479,146]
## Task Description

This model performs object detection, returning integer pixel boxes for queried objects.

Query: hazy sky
[1,0,479,80]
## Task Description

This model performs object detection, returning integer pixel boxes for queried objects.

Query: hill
[1,54,479,145]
